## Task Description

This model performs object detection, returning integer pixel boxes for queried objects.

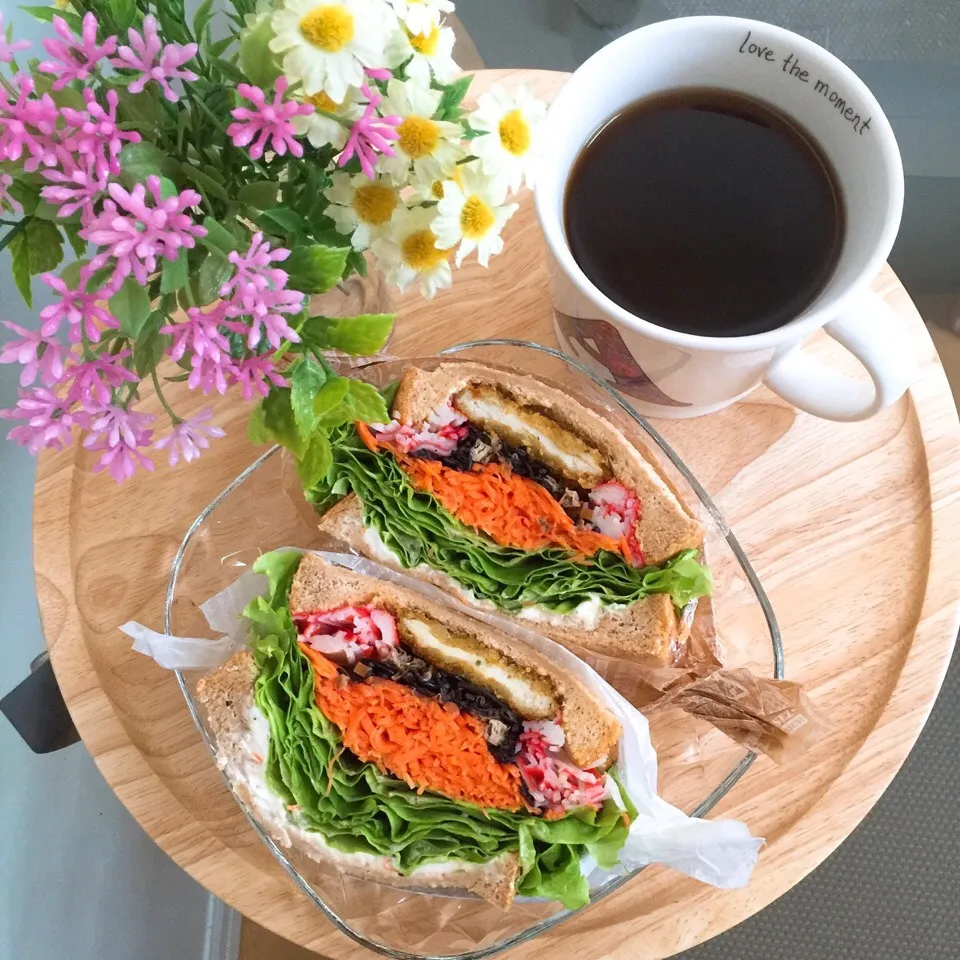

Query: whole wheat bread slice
[318,494,680,664]
[197,650,521,908]
[289,552,621,767]
[393,362,703,564]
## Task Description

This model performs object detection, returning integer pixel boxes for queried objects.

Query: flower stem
[0,217,29,255]
[151,368,182,424]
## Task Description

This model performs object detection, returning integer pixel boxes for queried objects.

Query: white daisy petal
[372,205,452,298]
[323,171,402,250]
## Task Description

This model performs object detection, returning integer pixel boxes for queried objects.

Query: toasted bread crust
[392,362,703,564]
[318,494,680,664]
[290,552,621,768]
[197,651,521,908]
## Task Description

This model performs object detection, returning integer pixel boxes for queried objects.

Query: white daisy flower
[292,87,362,149]
[323,170,402,249]
[385,21,459,85]
[431,163,519,267]
[468,84,547,194]
[378,77,465,184]
[386,0,453,36]
[408,163,459,203]
[371,205,452,298]
[270,0,395,102]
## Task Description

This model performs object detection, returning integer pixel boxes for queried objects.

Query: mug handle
[763,289,912,422]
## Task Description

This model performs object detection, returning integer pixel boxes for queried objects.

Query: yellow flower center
[408,25,440,56]
[306,91,340,111]
[430,179,445,200]
[299,5,354,52]
[460,195,495,240]
[498,109,531,156]
[352,183,398,226]
[397,116,440,159]
[402,229,448,271]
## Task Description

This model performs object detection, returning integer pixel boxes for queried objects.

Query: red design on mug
[554,311,691,407]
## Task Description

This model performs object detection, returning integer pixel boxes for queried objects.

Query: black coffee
[564,88,845,337]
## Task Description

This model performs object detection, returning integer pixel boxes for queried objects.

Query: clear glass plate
[166,340,782,960]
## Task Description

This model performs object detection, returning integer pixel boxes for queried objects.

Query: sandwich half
[197,550,634,910]
[308,362,712,663]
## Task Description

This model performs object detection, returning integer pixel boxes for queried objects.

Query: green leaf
[109,0,137,29]
[343,380,388,424]
[296,431,332,488]
[58,258,88,288]
[286,244,349,294]
[290,357,329,439]
[85,264,116,293]
[435,74,472,122]
[7,181,39,216]
[210,55,246,83]
[193,251,233,305]
[301,313,394,356]
[247,402,271,444]
[62,223,86,258]
[181,163,230,201]
[237,180,280,210]
[193,0,215,39]
[110,277,153,337]
[119,142,180,185]
[20,218,63,274]
[238,13,282,88]
[160,248,190,294]
[207,35,234,57]
[262,388,304,455]
[133,313,171,377]
[115,87,161,132]
[200,216,239,256]
[257,206,303,237]
[9,230,32,306]
[344,248,368,278]
[20,6,82,31]
[312,377,349,419]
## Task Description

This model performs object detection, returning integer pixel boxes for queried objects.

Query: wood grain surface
[34,70,960,960]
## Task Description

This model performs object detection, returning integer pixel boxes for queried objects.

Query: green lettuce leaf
[244,552,630,909]
[306,424,712,613]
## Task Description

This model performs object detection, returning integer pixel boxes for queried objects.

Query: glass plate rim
[165,338,784,960]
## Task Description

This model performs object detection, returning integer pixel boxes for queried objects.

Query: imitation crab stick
[298,643,525,812]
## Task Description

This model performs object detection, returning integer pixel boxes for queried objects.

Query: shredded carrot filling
[391,448,621,558]
[299,643,525,812]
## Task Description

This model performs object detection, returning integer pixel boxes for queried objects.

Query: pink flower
[0,173,16,213]
[155,408,225,465]
[60,88,140,180]
[338,83,400,179]
[41,152,108,223]
[0,322,67,386]
[187,353,232,395]
[38,269,119,343]
[0,14,30,64]
[113,15,197,103]
[227,77,313,161]
[220,232,304,349]
[82,405,154,483]
[63,352,138,408]
[364,67,392,82]
[161,305,231,363]
[0,75,60,170]
[229,354,287,400]
[39,13,117,90]
[82,176,205,285]
[0,387,83,454]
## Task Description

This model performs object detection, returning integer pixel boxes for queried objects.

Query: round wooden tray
[36,70,960,960]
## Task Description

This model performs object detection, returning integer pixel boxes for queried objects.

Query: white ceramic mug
[535,16,910,421]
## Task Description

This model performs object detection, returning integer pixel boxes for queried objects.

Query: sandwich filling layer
[310,417,710,617]
[242,551,636,909]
